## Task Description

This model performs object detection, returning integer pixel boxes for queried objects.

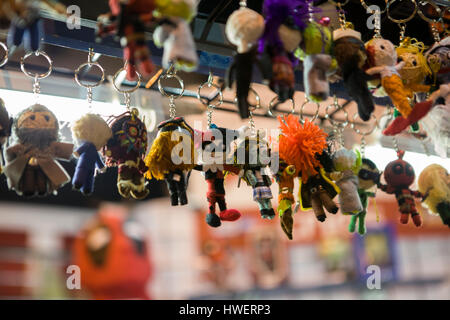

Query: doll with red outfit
[378,150,425,227]
[195,125,241,228]
[97,0,155,81]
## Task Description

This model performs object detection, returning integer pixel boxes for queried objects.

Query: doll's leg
[176,174,188,206]
[348,215,358,233]
[357,211,367,235]
[165,177,179,206]
[260,200,275,219]
[382,75,413,117]
[217,197,241,221]
[206,194,221,228]
[72,166,88,191]
[81,171,95,196]
[319,189,338,214]
[123,45,138,81]
[410,206,422,227]
[26,20,42,52]
[35,167,48,197]
[117,166,133,198]
[135,38,153,76]
[20,165,36,197]
[311,194,326,222]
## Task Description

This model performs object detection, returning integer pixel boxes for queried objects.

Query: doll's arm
[5,144,24,162]
[378,183,395,194]
[95,152,106,170]
[52,142,74,160]
[395,61,406,71]
[365,66,385,76]
[410,189,423,199]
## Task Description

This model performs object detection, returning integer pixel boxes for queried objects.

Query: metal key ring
[197,74,223,108]
[360,0,387,14]
[324,97,348,128]
[268,96,295,117]
[350,113,379,136]
[0,42,8,68]
[112,62,142,94]
[75,62,105,89]
[158,72,184,99]
[20,50,53,79]
[386,0,418,24]
[299,97,320,124]
[417,0,442,23]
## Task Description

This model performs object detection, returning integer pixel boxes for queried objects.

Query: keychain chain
[125,92,131,111]
[33,74,41,102]
[399,23,406,43]
[169,95,176,118]
[360,136,366,158]
[337,2,347,29]
[374,9,382,38]
[431,23,441,42]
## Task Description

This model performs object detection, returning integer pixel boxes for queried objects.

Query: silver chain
[360,136,366,158]
[87,87,93,110]
[392,136,400,153]
[124,92,131,111]
[374,9,382,38]
[337,3,347,29]
[33,75,40,102]
[169,95,176,119]
[399,23,406,43]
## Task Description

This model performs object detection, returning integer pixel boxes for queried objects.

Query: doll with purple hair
[258,0,310,103]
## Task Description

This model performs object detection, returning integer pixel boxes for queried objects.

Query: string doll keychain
[152,0,198,72]
[0,41,12,175]
[278,101,338,224]
[418,164,450,228]
[3,0,67,54]
[331,0,375,121]
[96,0,156,81]
[348,113,381,235]
[103,62,149,200]
[194,73,241,227]
[144,65,195,206]
[224,0,267,119]
[71,49,112,196]
[384,4,448,135]
[231,92,276,220]
[326,96,363,216]
[258,0,308,103]
[296,0,336,102]
[364,1,419,119]
[378,139,425,227]
[275,98,319,239]
[3,50,74,197]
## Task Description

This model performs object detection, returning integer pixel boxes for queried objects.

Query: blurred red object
[72,204,152,300]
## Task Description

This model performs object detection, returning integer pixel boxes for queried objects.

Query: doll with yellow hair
[152,0,198,71]
[71,114,112,195]
[144,116,195,206]
[418,164,450,228]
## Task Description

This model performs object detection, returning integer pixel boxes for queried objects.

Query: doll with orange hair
[278,114,339,223]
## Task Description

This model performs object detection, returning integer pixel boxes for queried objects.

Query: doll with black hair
[349,158,380,235]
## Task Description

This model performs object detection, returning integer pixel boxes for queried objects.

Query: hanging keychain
[225,0,266,118]
[103,62,149,200]
[230,88,276,220]
[194,72,241,227]
[378,138,425,227]
[71,49,112,195]
[349,113,381,235]
[331,0,375,121]
[296,0,335,102]
[144,65,195,206]
[3,50,74,197]
[326,96,363,216]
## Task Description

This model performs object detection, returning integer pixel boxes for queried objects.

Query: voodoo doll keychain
[144,66,195,206]
[103,62,149,200]
[3,50,74,197]
[193,73,241,228]
[71,49,112,196]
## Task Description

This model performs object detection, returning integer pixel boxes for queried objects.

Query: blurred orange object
[72,204,152,300]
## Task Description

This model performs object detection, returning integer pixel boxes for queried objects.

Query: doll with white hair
[224,5,266,119]
[71,114,112,195]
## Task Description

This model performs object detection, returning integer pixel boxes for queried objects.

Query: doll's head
[366,38,397,67]
[258,0,309,55]
[109,111,148,156]
[225,7,264,54]
[358,158,380,190]
[383,151,415,188]
[332,148,362,175]
[299,20,332,56]
[425,36,450,86]
[418,164,450,215]
[14,104,59,149]
[154,0,196,21]
[72,114,112,151]
[0,98,12,146]
[396,39,431,85]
